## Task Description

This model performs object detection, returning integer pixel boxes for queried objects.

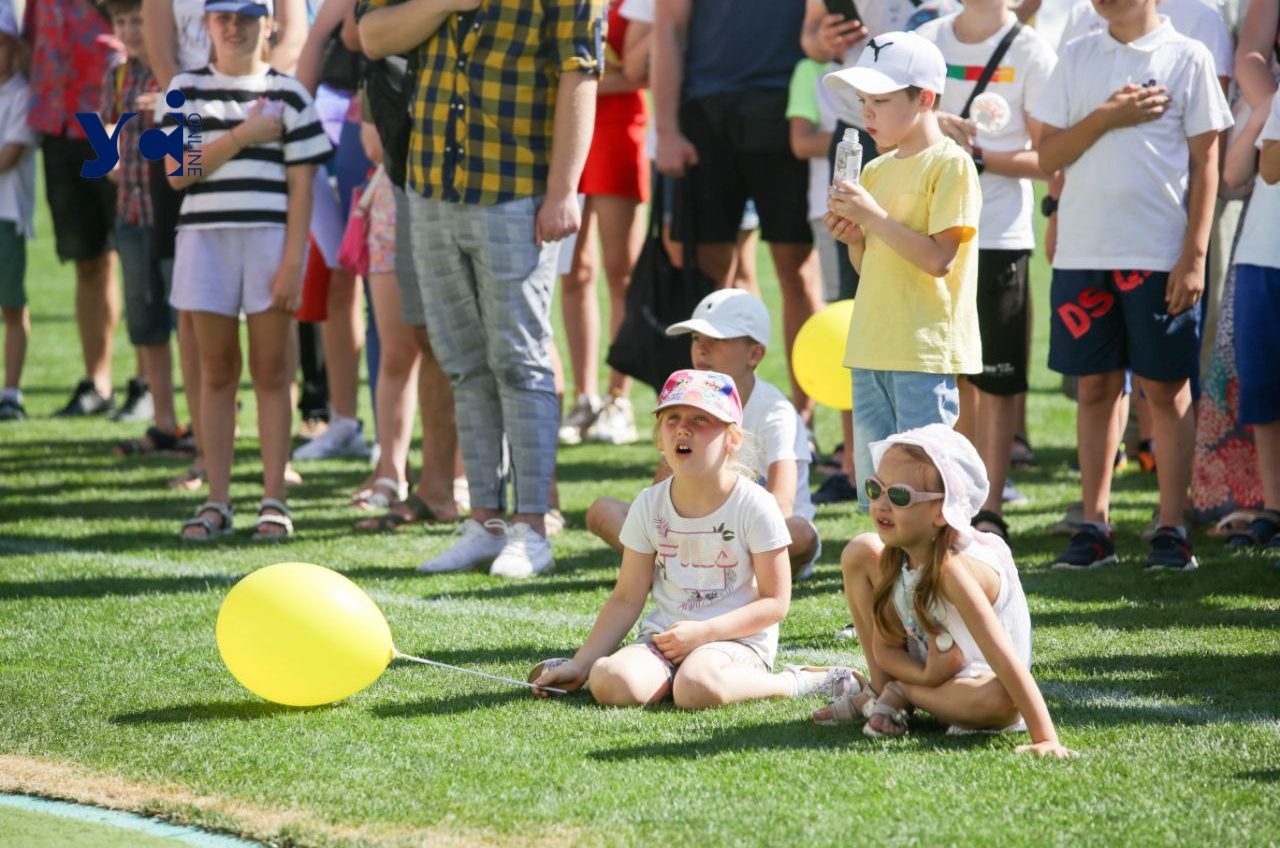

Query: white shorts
[170,226,286,318]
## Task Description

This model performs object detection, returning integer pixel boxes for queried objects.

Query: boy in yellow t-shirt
[822,31,982,509]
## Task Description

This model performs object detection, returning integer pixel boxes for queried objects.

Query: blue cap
[205,0,273,16]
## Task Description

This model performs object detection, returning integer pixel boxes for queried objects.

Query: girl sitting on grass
[813,424,1074,757]
[532,369,846,708]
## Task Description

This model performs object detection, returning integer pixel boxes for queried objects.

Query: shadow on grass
[110,700,302,724]
[1234,769,1280,782]
[371,688,528,718]
[587,716,1003,760]
[414,574,616,603]
[0,573,239,600]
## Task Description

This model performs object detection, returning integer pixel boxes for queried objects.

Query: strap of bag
[959,21,1023,120]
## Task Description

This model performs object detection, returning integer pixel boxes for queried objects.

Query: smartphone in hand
[823,0,861,23]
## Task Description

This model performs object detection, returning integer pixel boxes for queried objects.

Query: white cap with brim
[205,0,274,16]
[666,288,771,346]
[824,31,947,97]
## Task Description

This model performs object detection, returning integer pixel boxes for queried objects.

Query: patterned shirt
[24,0,124,138]
[100,58,158,227]
[356,0,603,204]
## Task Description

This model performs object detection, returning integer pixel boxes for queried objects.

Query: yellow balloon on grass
[792,299,854,410]
[216,562,394,706]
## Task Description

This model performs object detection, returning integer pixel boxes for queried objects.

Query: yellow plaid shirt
[358,0,603,204]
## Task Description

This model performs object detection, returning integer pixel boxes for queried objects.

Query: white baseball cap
[666,289,771,346]
[824,31,947,97]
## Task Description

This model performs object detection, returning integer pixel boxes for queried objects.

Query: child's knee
[840,533,881,582]
[1076,372,1124,406]
[201,356,241,391]
[671,664,729,710]
[588,656,661,707]
[787,519,818,565]
[585,498,625,542]
[248,356,290,392]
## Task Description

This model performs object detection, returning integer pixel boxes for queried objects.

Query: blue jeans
[852,368,960,510]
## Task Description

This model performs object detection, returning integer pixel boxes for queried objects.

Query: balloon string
[392,650,567,695]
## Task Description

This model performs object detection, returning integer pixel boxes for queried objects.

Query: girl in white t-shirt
[532,369,849,709]
[813,424,1074,756]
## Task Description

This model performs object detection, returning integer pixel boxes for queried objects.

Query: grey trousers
[406,193,559,514]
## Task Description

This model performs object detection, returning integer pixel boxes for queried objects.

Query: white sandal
[252,498,294,541]
[862,681,911,738]
[353,477,407,511]
[811,669,877,725]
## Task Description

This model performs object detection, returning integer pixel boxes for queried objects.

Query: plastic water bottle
[833,128,864,185]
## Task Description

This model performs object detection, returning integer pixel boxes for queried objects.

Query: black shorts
[672,91,811,245]
[968,248,1031,396]
[41,134,117,262]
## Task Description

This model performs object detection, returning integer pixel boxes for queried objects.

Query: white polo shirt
[1032,20,1233,272]
[1234,90,1280,270]
[915,14,1057,250]
[1058,0,1234,80]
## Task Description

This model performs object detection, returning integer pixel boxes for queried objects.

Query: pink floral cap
[654,369,743,426]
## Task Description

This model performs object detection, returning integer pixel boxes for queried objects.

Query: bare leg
[786,515,818,575]
[733,229,760,296]
[246,310,294,505]
[1136,376,1195,528]
[898,673,1019,730]
[1254,420,1280,511]
[671,645,792,710]
[322,268,364,419]
[977,390,1018,516]
[588,644,673,707]
[841,410,854,477]
[187,311,241,529]
[140,343,177,433]
[837,534,893,691]
[695,242,738,289]
[956,377,978,444]
[594,194,644,398]
[178,310,203,462]
[3,306,29,390]
[585,496,630,554]
[413,325,459,518]
[367,273,421,491]
[769,241,821,422]
[560,203,599,399]
[1077,371,1127,525]
[76,252,119,396]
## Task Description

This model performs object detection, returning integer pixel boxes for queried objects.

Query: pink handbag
[337,166,385,276]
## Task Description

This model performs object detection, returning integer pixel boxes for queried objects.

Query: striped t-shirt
[161,66,332,229]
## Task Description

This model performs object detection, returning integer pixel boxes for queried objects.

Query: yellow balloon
[792,299,855,410]
[216,562,394,706]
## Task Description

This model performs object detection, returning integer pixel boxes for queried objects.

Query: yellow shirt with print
[843,138,983,375]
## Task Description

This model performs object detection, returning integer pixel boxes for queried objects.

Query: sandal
[784,665,856,699]
[1206,510,1256,538]
[167,465,207,491]
[284,464,304,488]
[354,492,442,532]
[1226,509,1280,548]
[181,501,233,541]
[972,509,1010,544]
[252,498,294,541]
[812,669,877,725]
[353,477,408,511]
[114,426,187,457]
[1010,433,1037,469]
[862,681,911,738]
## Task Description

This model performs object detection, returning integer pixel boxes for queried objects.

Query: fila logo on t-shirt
[868,38,893,61]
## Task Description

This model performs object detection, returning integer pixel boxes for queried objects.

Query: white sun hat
[870,424,989,549]
[823,30,947,97]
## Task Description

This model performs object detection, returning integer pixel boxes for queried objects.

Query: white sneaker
[585,396,637,445]
[559,394,602,446]
[292,416,371,460]
[489,522,554,578]
[1002,480,1029,505]
[416,518,508,573]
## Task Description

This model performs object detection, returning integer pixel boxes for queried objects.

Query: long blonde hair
[870,444,958,643]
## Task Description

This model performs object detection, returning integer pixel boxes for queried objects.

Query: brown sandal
[355,493,443,532]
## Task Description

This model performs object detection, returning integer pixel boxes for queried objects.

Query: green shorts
[0,221,26,309]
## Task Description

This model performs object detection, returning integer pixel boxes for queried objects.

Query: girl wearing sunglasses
[813,424,1073,757]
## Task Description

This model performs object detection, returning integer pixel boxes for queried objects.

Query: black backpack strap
[959,21,1023,120]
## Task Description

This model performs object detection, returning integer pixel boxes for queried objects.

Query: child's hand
[530,659,587,698]
[921,633,965,686]
[237,98,285,147]
[937,112,977,153]
[269,258,303,313]
[1166,254,1205,316]
[827,180,883,227]
[823,211,863,248]
[1015,739,1078,758]
[1101,83,1170,130]
[652,621,708,664]
[135,91,160,114]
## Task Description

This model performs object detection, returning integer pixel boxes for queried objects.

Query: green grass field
[2,172,1279,847]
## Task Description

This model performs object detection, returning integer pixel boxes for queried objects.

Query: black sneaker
[1052,524,1117,570]
[53,379,115,418]
[0,396,25,421]
[1145,527,1198,571]
[812,472,859,505]
[110,377,153,422]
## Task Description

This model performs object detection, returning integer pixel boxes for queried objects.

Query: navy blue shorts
[1048,268,1200,382]
[1234,264,1280,425]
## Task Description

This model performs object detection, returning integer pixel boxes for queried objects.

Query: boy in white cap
[822,31,983,512]
[0,0,34,423]
[585,289,822,579]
